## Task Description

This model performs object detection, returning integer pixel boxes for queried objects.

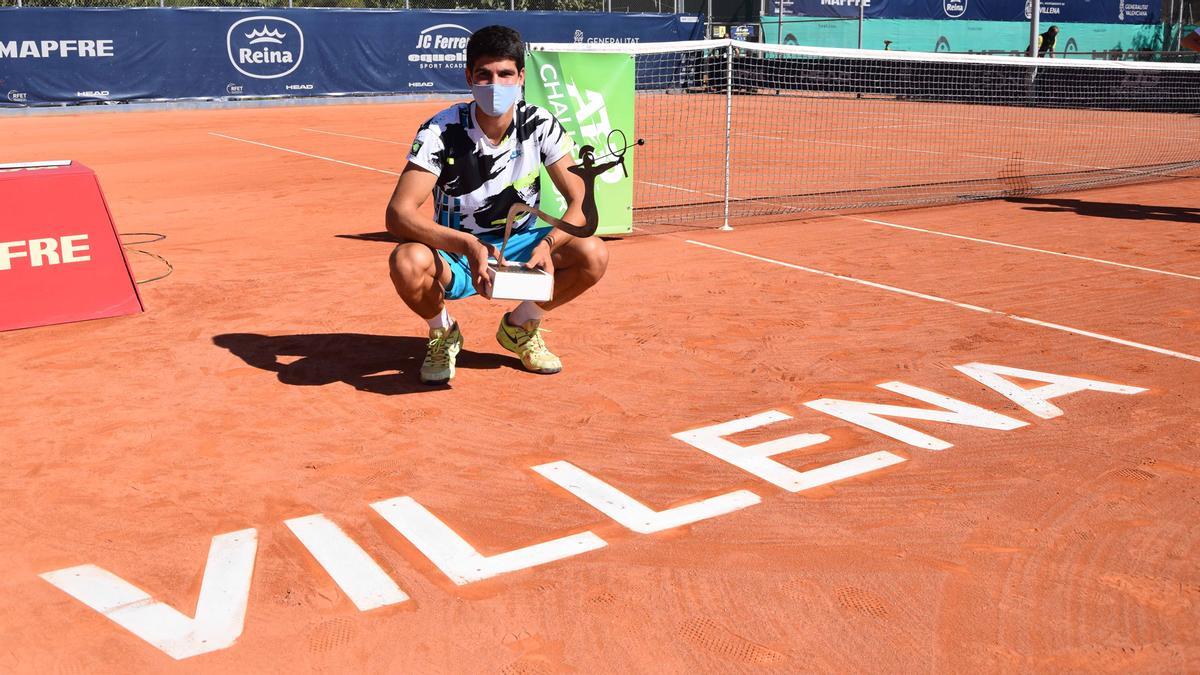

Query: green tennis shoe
[496,313,562,375]
[420,323,463,385]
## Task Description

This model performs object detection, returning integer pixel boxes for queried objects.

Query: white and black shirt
[407,101,575,237]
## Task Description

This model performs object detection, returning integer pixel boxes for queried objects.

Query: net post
[857,0,864,50]
[1177,0,1186,50]
[1028,0,1040,57]
[721,44,734,232]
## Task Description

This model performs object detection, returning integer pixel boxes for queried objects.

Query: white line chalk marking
[370,496,606,585]
[955,362,1147,420]
[208,132,401,176]
[686,239,1200,364]
[40,529,258,661]
[805,381,1028,451]
[302,127,406,145]
[672,410,907,492]
[532,461,761,533]
[859,217,1200,281]
[284,515,409,611]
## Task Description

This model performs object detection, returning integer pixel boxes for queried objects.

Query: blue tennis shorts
[437,227,551,300]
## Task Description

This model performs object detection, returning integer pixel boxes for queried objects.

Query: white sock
[509,300,544,327]
[426,306,453,331]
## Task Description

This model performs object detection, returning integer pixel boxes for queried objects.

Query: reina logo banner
[227,16,304,80]
[943,0,967,18]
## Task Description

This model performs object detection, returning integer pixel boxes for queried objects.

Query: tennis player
[1037,25,1059,56]
[384,25,608,385]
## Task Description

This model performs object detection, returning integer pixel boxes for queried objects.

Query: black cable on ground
[119,232,174,284]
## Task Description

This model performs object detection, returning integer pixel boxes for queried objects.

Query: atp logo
[565,83,623,185]
[227,16,304,80]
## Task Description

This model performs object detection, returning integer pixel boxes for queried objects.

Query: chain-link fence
[5,0,695,10]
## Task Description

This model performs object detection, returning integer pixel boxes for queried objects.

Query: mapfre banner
[0,9,703,107]
[768,0,1159,23]
[0,162,142,332]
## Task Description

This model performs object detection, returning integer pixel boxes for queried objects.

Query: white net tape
[532,39,1200,230]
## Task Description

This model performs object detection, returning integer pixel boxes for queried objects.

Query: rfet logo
[943,0,967,18]
[227,16,303,80]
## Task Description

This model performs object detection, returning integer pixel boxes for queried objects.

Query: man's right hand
[466,239,498,298]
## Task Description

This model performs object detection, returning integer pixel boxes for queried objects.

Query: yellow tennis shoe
[420,323,462,385]
[496,313,562,374]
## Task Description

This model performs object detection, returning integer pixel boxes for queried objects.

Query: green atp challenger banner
[524,51,635,236]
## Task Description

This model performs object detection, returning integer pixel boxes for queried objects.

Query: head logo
[573,30,584,43]
[409,24,471,70]
[942,0,967,18]
[227,16,303,80]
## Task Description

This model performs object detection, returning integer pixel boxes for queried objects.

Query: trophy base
[485,262,554,302]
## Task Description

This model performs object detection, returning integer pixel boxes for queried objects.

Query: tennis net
[530,39,1200,230]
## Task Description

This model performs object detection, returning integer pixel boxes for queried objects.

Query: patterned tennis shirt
[407,100,575,237]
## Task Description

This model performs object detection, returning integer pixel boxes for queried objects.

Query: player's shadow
[336,232,400,243]
[213,332,514,395]
[1005,197,1200,224]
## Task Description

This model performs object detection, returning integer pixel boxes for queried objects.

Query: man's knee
[563,236,609,280]
[389,242,438,284]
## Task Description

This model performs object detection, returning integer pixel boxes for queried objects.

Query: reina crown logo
[227,16,303,80]
[942,0,967,18]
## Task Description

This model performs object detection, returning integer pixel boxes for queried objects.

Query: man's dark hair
[466,25,525,72]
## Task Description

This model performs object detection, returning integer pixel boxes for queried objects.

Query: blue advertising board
[767,0,1159,24]
[0,9,704,106]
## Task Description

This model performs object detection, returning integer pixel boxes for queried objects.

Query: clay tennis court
[2,99,1198,672]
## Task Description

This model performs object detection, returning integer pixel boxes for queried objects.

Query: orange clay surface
[1,101,1199,673]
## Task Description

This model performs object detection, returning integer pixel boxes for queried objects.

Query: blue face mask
[471,83,522,117]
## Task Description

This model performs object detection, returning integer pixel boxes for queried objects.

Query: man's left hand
[526,238,555,276]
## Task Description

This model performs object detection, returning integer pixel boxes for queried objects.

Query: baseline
[686,239,1200,364]
[851,216,1200,281]
[208,132,401,176]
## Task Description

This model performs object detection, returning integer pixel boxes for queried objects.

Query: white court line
[739,131,1152,175]
[302,127,406,145]
[283,515,409,611]
[857,217,1200,281]
[686,239,1200,364]
[208,132,401,176]
[798,106,1200,140]
[636,179,725,199]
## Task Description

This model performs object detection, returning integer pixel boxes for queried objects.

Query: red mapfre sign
[0,161,142,332]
